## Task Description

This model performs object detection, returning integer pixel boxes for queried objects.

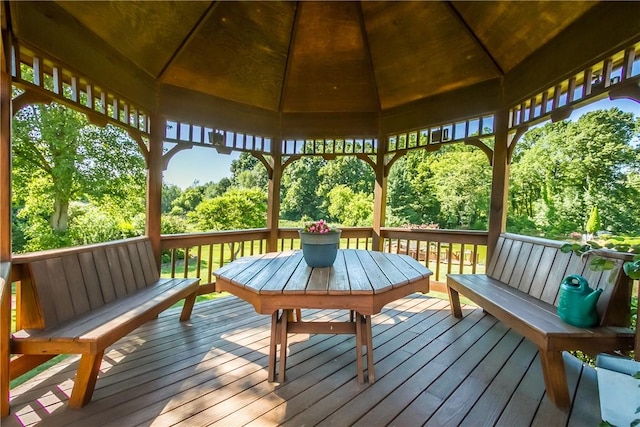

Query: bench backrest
[487,233,632,327]
[16,237,160,330]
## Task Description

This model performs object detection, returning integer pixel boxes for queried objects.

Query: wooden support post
[487,109,510,262]
[147,115,164,267]
[266,153,281,253]
[372,135,387,251]
[179,291,197,321]
[0,27,12,418]
[0,38,10,263]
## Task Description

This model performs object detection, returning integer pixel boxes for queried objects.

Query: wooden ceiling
[6,1,640,137]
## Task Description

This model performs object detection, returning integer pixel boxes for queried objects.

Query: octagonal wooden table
[213,249,432,383]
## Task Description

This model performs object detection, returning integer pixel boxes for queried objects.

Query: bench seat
[448,274,633,346]
[12,277,198,352]
[4,237,200,412]
[447,233,635,408]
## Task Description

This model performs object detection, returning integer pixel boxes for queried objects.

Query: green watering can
[557,275,602,328]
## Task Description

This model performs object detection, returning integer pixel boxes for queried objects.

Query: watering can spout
[581,288,603,316]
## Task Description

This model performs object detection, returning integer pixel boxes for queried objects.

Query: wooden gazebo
[1,1,640,422]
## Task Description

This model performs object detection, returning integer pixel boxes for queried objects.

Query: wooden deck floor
[5,294,603,426]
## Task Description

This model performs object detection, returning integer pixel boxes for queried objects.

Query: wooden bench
[2,236,200,413]
[447,233,635,408]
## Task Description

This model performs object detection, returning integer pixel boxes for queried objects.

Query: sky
[162,98,640,189]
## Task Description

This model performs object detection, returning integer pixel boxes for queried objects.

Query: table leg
[364,314,375,383]
[355,313,364,383]
[288,309,302,322]
[278,309,291,382]
[268,311,279,382]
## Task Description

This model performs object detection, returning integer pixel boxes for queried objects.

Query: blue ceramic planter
[299,230,341,267]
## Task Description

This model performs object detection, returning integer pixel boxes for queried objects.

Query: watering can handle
[562,274,589,290]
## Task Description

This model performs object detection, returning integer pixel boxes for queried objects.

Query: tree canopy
[12,102,146,252]
[509,108,639,237]
[11,98,639,254]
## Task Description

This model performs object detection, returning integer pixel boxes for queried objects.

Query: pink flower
[302,219,336,233]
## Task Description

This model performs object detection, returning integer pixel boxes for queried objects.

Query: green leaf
[590,257,615,271]
[587,240,602,249]
[561,243,576,253]
[624,261,640,280]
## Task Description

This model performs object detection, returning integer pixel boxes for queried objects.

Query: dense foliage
[12,102,146,252]
[11,100,640,253]
[509,108,639,238]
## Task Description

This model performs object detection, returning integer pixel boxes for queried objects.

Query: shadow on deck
[5,295,603,426]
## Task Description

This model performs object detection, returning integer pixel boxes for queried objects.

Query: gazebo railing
[6,227,489,335]
[159,227,489,295]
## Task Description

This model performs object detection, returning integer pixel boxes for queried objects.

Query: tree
[203,177,232,199]
[429,145,491,229]
[387,150,440,226]
[326,185,373,226]
[187,188,267,231]
[12,102,146,250]
[170,185,204,215]
[230,152,268,191]
[509,108,639,236]
[281,157,326,220]
[317,157,374,196]
[162,183,182,213]
[585,206,601,237]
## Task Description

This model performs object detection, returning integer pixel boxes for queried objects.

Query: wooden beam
[10,1,157,111]
[146,115,164,267]
[380,79,503,135]
[487,109,509,262]
[464,137,493,166]
[280,112,379,139]
[266,153,281,253]
[159,84,280,137]
[504,2,640,106]
[0,262,11,417]
[0,33,11,262]
[372,140,387,252]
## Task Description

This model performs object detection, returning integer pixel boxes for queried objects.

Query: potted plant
[299,219,341,267]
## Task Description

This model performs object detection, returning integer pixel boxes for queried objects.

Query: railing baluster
[471,244,478,274]
[196,246,202,279]
[208,244,214,284]
[183,247,190,278]
[170,248,177,278]
[435,242,442,281]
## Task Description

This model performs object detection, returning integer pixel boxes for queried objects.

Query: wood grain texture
[105,246,127,299]
[7,237,201,412]
[213,249,431,315]
[2,295,608,426]
[62,255,91,317]
[446,232,635,408]
[78,251,105,310]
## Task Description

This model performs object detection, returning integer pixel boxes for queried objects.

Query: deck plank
[4,294,605,427]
